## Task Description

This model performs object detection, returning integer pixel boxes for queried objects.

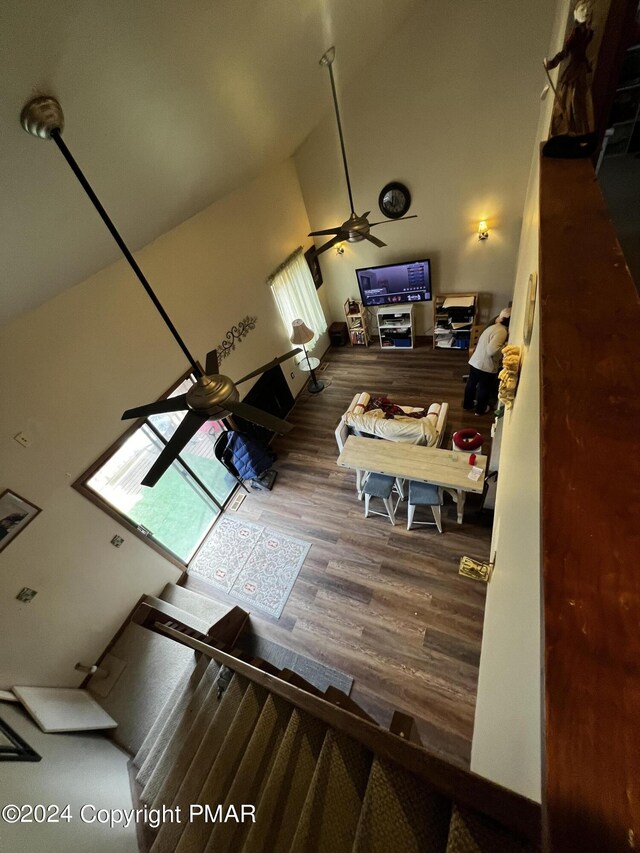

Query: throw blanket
[366,397,428,420]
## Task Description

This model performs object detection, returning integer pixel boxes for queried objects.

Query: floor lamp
[290,319,324,394]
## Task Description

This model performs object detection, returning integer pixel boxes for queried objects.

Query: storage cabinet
[343,299,370,346]
[376,305,414,349]
[432,292,479,350]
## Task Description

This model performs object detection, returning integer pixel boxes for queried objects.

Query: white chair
[407,481,443,532]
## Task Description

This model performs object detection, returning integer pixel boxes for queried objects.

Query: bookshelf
[376,305,414,349]
[343,299,370,347]
[432,292,479,350]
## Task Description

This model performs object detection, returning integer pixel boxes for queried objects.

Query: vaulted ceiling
[1,0,421,324]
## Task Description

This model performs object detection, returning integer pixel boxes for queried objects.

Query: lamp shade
[290,319,314,346]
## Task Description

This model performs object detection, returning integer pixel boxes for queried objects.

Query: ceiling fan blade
[308,226,342,237]
[368,215,419,227]
[141,410,209,487]
[122,393,189,421]
[234,348,302,385]
[364,233,387,248]
[205,348,219,377]
[315,234,344,256]
[225,400,293,434]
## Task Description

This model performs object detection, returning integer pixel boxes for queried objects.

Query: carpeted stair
[125,647,539,853]
[90,585,538,852]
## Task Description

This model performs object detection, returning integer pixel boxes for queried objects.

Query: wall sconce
[335,242,345,255]
[478,220,489,241]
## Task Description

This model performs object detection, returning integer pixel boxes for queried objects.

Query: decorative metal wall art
[216,316,257,361]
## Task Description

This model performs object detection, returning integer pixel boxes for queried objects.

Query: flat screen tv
[355,258,432,307]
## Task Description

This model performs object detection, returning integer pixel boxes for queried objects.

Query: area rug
[236,635,353,695]
[189,517,311,619]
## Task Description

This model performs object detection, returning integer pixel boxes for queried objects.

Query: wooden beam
[539,154,640,852]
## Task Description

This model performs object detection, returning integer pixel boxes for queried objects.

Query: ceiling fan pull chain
[49,128,202,378]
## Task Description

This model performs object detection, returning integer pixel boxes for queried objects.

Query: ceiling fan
[20,95,300,488]
[309,47,417,256]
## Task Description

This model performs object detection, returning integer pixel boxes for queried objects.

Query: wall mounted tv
[355,259,432,307]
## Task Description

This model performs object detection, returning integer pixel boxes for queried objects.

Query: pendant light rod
[320,48,356,216]
[49,124,202,378]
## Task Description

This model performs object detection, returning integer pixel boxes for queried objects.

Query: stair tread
[143,594,213,635]
[139,658,220,803]
[174,681,268,853]
[446,805,537,853]
[159,583,232,627]
[290,729,372,852]
[353,756,451,852]
[151,673,250,853]
[202,694,293,853]
[243,708,327,853]
[149,664,230,811]
[134,653,209,772]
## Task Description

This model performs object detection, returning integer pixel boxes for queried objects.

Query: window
[270,247,327,351]
[75,372,237,565]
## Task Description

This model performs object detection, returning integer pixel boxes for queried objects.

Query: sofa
[335,392,449,452]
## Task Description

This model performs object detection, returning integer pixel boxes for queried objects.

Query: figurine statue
[543,0,597,158]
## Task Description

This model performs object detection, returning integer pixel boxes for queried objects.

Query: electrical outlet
[111,534,124,548]
[14,432,31,447]
[16,587,37,603]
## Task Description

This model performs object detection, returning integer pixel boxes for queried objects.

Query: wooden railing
[149,618,541,843]
[539,154,640,851]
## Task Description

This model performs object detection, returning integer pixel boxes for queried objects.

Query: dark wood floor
[187,338,495,767]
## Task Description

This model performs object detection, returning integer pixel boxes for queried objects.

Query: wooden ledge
[539,154,640,852]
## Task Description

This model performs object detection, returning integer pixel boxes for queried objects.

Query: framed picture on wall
[304,246,323,290]
[0,490,41,553]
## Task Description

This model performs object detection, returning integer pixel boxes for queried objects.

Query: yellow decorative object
[498,344,522,408]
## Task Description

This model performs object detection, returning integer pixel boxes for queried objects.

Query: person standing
[463,308,511,415]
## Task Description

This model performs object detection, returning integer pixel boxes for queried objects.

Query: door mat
[189,517,311,619]
[237,635,353,695]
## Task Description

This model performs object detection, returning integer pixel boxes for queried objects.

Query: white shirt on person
[468,322,508,373]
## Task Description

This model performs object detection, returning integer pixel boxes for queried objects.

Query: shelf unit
[432,292,479,350]
[343,299,370,347]
[376,305,414,349]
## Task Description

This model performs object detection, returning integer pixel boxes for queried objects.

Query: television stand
[376,305,414,349]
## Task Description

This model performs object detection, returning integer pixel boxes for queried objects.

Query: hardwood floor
[186,338,495,767]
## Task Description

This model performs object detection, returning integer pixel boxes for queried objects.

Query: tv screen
[355,259,432,307]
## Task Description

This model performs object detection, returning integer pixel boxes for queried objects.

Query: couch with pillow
[335,392,448,452]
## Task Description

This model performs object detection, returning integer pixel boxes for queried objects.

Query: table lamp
[290,319,324,394]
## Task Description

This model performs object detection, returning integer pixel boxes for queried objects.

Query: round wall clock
[378,182,411,219]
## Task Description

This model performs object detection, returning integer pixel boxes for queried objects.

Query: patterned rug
[188,517,311,619]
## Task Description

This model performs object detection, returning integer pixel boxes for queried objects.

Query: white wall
[0,157,321,689]
[470,0,572,802]
[294,0,557,334]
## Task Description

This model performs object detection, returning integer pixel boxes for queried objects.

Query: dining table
[336,435,486,524]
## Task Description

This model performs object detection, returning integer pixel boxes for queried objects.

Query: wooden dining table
[336,435,486,524]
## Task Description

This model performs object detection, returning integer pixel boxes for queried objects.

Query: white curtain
[270,248,327,352]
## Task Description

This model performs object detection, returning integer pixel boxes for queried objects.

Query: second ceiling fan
[309,47,417,256]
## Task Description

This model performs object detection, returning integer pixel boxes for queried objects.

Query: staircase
[112,591,541,853]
